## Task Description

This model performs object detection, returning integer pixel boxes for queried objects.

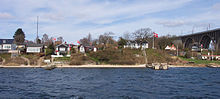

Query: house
[165,45,171,50]
[84,46,97,52]
[55,44,76,55]
[79,45,85,53]
[55,44,69,55]
[78,45,97,53]
[0,39,16,53]
[165,45,176,51]
[26,44,44,53]
[124,41,148,49]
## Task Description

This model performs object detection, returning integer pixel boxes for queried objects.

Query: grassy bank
[179,57,220,65]
[0,54,27,66]
[21,54,41,65]
[88,48,177,65]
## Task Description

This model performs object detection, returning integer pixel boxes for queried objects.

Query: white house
[79,45,85,53]
[124,41,148,49]
[26,44,44,53]
[0,39,16,53]
[55,44,75,55]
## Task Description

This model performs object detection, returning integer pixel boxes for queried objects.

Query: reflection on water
[0,67,220,98]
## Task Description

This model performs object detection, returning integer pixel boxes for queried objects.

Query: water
[0,67,220,99]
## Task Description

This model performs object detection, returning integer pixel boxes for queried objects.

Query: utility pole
[177,45,179,57]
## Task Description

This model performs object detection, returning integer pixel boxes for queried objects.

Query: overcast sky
[0,0,220,43]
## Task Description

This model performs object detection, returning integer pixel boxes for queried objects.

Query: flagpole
[153,35,154,49]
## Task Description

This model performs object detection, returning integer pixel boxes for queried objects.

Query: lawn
[54,57,71,61]
[179,57,220,65]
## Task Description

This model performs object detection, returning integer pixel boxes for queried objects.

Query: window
[3,40,6,43]
[3,45,11,49]
[59,47,66,51]
[27,47,41,53]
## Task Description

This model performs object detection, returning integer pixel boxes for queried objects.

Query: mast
[36,16,39,43]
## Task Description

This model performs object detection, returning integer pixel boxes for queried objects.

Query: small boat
[44,64,56,70]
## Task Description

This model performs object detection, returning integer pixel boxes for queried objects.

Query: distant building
[0,39,16,53]
[124,41,148,49]
[165,45,176,51]
[26,44,44,53]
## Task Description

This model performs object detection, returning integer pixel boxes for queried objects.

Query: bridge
[179,28,220,51]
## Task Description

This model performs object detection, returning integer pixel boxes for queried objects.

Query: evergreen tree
[13,28,25,44]
[118,37,127,49]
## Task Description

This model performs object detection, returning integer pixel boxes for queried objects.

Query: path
[37,57,44,66]
[0,57,5,65]
[20,56,30,66]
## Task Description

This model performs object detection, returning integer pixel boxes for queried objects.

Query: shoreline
[0,64,216,68]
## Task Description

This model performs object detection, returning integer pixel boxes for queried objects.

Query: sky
[0,0,220,43]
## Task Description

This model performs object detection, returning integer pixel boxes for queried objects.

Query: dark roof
[0,39,14,44]
[26,44,44,47]
[56,44,77,48]
[56,44,68,48]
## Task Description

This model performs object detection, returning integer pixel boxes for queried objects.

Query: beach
[0,64,215,68]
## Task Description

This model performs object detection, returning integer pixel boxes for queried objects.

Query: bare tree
[80,33,93,46]
[42,34,49,43]
[57,36,64,43]
[123,32,132,41]
[132,28,152,42]
[98,32,115,45]
[88,33,92,43]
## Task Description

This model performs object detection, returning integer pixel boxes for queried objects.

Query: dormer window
[3,40,6,43]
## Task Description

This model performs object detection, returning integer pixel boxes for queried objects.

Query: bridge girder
[179,28,220,51]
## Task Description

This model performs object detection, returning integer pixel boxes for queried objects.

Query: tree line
[79,27,178,50]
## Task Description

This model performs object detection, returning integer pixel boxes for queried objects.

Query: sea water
[0,67,219,98]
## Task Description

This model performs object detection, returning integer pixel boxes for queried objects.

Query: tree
[132,28,152,42]
[80,33,93,46]
[118,37,127,48]
[98,32,115,45]
[57,36,64,43]
[45,43,55,56]
[13,28,25,44]
[42,34,49,43]
[123,32,132,40]
[87,33,92,43]
[37,39,41,44]
[156,35,177,49]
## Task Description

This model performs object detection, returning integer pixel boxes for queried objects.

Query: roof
[56,43,77,48]
[0,39,14,44]
[26,44,44,47]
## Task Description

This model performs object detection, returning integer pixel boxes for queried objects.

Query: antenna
[209,24,210,30]
[36,16,39,43]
